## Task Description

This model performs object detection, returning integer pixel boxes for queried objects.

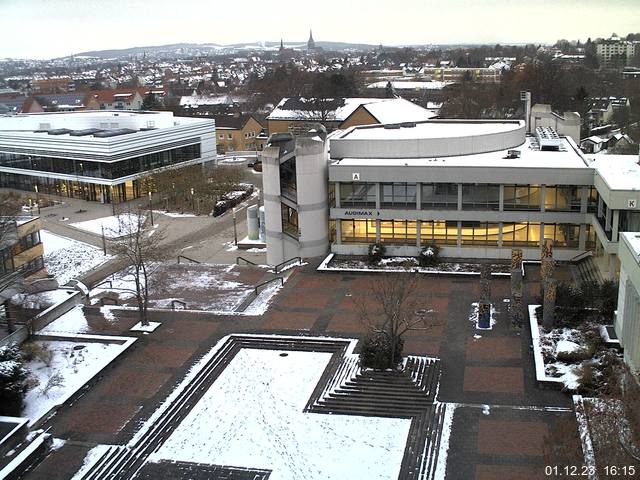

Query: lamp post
[34,185,40,215]
[232,207,238,246]
[148,191,154,226]
[110,185,116,216]
[190,187,195,212]
[101,225,107,255]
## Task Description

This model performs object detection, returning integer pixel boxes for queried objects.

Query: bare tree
[355,273,439,369]
[109,210,166,326]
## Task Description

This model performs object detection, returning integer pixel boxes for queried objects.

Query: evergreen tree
[0,344,28,416]
[385,81,397,98]
[141,92,162,111]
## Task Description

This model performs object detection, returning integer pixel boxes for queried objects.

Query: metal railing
[177,255,200,264]
[254,276,284,296]
[569,251,593,263]
[236,256,258,266]
[273,257,302,275]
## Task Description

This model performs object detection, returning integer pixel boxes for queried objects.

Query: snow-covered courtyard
[41,230,113,285]
[70,213,145,238]
[147,348,411,479]
[22,336,135,424]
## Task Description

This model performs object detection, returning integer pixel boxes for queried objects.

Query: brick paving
[24,261,579,480]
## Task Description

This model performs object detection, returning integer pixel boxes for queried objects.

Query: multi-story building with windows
[0,216,44,279]
[262,120,640,281]
[0,110,216,202]
[596,37,640,69]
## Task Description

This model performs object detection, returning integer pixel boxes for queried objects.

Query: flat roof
[621,232,640,259]
[340,121,523,141]
[332,136,589,170]
[588,154,640,191]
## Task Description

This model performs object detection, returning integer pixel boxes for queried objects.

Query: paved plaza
[24,260,574,480]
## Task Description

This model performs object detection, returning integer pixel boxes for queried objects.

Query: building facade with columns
[262,120,640,281]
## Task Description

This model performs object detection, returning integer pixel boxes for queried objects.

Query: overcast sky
[1,0,639,59]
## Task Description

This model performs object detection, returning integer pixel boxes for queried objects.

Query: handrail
[177,255,201,264]
[254,276,284,296]
[236,256,258,266]
[569,250,593,264]
[273,256,302,275]
[93,280,113,289]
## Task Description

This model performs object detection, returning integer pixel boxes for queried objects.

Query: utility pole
[232,207,238,246]
[148,191,154,226]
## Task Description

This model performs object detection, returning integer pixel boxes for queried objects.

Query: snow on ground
[153,210,197,218]
[23,338,133,424]
[38,305,89,335]
[41,230,113,285]
[148,349,411,480]
[16,289,76,310]
[70,213,145,238]
[130,322,161,332]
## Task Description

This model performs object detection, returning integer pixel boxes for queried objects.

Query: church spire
[307,29,315,50]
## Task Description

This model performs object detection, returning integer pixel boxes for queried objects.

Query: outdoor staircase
[572,255,604,285]
[309,356,440,417]
[76,336,445,480]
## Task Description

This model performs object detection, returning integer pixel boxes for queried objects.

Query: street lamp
[110,185,116,216]
[232,207,238,246]
[148,191,154,226]
[190,187,195,212]
[34,185,40,215]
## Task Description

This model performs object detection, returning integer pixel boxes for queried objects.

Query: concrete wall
[615,234,640,370]
[262,145,286,265]
[530,104,581,144]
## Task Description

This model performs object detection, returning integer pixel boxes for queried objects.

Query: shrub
[367,243,386,265]
[599,280,619,322]
[0,344,29,416]
[576,362,598,396]
[21,342,53,366]
[418,244,440,267]
[360,332,404,370]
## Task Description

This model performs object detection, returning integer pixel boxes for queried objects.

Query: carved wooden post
[542,279,557,329]
[478,265,492,328]
[540,238,555,299]
[510,249,523,330]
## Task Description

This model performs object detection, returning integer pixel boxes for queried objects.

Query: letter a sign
[352,172,361,181]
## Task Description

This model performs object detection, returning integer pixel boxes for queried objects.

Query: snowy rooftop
[340,120,522,141]
[621,232,640,259]
[266,97,435,123]
[588,154,640,191]
[332,136,589,170]
[366,81,453,90]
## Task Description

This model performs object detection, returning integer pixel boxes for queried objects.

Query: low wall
[30,291,83,332]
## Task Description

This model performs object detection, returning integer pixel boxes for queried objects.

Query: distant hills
[69,41,386,59]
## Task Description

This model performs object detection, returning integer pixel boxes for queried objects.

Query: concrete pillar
[605,206,612,231]
[542,280,557,329]
[247,205,259,240]
[612,210,620,242]
[375,183,381,210]
[262,145,285,265]
[334,182,341,208]
[259,206,266,242]
[375,219,381,242]
[580,186,588,214]
[540,185,546,212]
[416,220,421,248]
[456,221,462,246]
[579,223,587,250]
[457,184,463,211]
[335,219,342,245]
[499,184,504,212]
[416,182,422,210]
[598,196,604,218]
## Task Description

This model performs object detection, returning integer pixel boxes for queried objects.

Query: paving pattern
[24,261,578,480]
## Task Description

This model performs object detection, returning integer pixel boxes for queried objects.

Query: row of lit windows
[339,219,592,249]
[337,182,596,212]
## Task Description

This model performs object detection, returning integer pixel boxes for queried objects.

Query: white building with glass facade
[0,110,216,202]
[262,120,640,279]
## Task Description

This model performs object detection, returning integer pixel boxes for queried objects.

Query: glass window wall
[421,183,458,209]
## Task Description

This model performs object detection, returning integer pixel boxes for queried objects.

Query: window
[461,184,500,210]
[340,183,376,208]
[279,157,297,202]
[421,183,458,209]
[329,220,336,243]
[227,133,233,140]
[460,222,499,246]
[281,204,298,238]
[543,224,580,248]
[585,224,596,250]
[431,220,458,245]
[503,185,541,211]
[379,220,417,245]
[587,187,598,213]
[341,219,376,243]
[381,183,417,209]
[544,186,581,212]
[328,183,335,208]
[502,222,541,247]
[218,134,224,140]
